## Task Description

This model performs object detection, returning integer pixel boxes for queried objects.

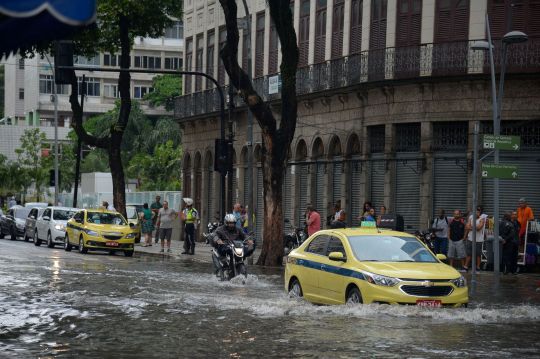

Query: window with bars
[164,57,182,70]
[396,123,421,152]
[104,53,119,67]
[255,12,265,78]
[207,30,215,88]
[103,84,120,98]
[134,86,154,99]
[218,27,226,85]
[369,125,386,153]
[185,38,193,94]
[432,121,468,151]
[195,34,204,91]
[481,120,540,151]
[39,75,69,94]
[134,55,162,69]
[77,77,100,96]
[314,0,327,64]
[299,0,310,67]
[350,0,363,54]
[331,0,345,59]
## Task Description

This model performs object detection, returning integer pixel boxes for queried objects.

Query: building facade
[1,21,183,161]
[176,0,540,238]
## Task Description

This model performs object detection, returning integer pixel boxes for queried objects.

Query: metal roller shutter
[206,169,215,223]
[332,159,343,206]
[395,158,421,233]
[256,167,264,241]
[370,157,385,214]
[350,159,363,225]
[315,163,325,228]
[482,153,540,217]
[298,165,309,227]
[243,166,249,210]
[232,169,238,204]
[283,165,293,223]
[433,156,468,220]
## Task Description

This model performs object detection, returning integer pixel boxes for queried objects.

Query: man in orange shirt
[517,198,534,240]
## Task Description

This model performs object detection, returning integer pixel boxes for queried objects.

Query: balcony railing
[175,38,540,120]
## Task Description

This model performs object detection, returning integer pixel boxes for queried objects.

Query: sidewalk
[134,237,262,264]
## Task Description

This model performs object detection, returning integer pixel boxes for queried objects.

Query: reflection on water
[0,251,539,358]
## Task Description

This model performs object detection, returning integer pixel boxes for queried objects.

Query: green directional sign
[483,135,520,151]
[481,163,519,179]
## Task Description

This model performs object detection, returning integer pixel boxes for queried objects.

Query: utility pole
[45,54,59,205]
[73,75,85,208]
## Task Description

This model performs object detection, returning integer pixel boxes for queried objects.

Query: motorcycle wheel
[236,263,247,278]
[217,268,226,281]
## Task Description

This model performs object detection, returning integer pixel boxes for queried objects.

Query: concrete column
[385,0,397,79]
[343,0,352,56]
[468,0,488,74]
[361,0,371,52]
[308,0,316,65]
[420,121,433,227]
[467,120,478,212]
[420,0,435,77]
[325,0,334,61]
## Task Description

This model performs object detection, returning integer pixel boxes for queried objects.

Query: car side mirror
[328,251,346,262]
[436,254,447,261]
[42,216,50,221]
[129,222,135,228]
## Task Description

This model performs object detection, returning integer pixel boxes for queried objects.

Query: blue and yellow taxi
[64,209,137,257]
[285,225,468,307]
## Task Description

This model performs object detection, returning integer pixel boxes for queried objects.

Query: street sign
[268,74,281,94]
[481,163,519,179]
[482,134,520,150]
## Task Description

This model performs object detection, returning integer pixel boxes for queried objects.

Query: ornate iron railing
[175,38,540,121]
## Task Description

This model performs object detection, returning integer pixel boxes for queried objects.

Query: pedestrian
[517,198,534,241]
[139,203,155,247]
[151,195,163,244]
[376,205,387,226]
[463,205,488,272]
[364,208,376,222]
[447,210,466,271]
[431,209,449,255]
[501,211,519,274]
[330,210,347,229]
[157,200,177,253]
[306,204,321,236]
[8,196,16,208]
[181,198,199,255]
[232,203,243,229]
[359,201,372,223]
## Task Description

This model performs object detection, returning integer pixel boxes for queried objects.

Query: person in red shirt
[517,198,534,240]
[306,204,321,236]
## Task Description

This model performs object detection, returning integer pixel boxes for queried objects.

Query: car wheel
[124,250,133,257]
[34,231,41,246]
[64,234,72,252]
[47,232,54,248]
[10,227,17,241]
[79,236,88,254]
[346,286,363,305]
[24,230,30,242]
[288,278,303,298]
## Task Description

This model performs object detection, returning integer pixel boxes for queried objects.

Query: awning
[0,0,96,57]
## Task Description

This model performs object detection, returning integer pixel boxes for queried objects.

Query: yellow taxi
[285,225,468,307]
[64,209,137,257]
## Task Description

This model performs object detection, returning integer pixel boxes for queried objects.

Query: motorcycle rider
[214,214,255,258]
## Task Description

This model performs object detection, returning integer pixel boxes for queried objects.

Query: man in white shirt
[157,201,177,253]
[463,206,488,272]
[431,209,449,255]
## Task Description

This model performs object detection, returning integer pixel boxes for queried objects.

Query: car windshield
[86,212,127,225]
[15,208,32,219]
[348,235,438,263]
[126,207,138,219]
[53,210,76,221]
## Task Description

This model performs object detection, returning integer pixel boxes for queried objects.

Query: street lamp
[471,15,528,275]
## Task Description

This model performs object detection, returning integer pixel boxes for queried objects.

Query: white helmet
[224,213,236,224]
[183,198,193,206]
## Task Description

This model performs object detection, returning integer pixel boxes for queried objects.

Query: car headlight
[84,229,100,237]
[364,272,401,287]
[450,275,467,288]
[54,224,66,231]
[125,232,137,239]
[16,222,25,229]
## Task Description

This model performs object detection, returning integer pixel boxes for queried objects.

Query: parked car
[0,206,32,240]
[64,209,137,256]
[24,207,46,242]
[126,204,143,243]
[24,202,49,208]
[34,207,78,248]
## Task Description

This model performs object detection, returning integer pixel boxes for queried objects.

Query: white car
[34,207,78,248]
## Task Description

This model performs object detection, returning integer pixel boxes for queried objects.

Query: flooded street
[1,240,539,358]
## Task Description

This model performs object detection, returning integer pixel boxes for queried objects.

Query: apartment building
[175,0,540,238]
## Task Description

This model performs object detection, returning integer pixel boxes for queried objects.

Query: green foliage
[127,140,182,191]
[144,75,182,111]
[81,150,110,173]
[14,128,51,201]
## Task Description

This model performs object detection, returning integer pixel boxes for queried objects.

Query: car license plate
[416,299,442,308]
[106,241,119,247]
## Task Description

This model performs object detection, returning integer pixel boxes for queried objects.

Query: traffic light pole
[58,66,227,219]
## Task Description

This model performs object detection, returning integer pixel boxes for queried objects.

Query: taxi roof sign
[360,221,377,228]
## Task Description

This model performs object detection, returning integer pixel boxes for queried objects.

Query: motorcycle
[283,219,307,255]
[415,229,436,252]
[211,234,255,281]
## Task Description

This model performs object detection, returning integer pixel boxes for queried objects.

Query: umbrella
[0,0,96,57]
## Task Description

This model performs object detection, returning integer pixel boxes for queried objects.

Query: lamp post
[471,15,527,274]
[44,54,59,206]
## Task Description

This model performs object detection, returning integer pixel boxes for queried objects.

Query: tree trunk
[109,143,126,216]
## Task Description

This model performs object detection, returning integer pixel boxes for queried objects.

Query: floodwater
[1,240,539,358]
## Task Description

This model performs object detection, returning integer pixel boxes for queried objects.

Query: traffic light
[54,41,74,84]
[214,138,233,174]
[49,169,60,187]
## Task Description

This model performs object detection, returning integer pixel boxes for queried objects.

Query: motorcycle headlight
[85,229,100,237]
[233,247,244,257]
[125,232,137,239]
[450,275,467,288]
[364,272,400,287]
[54,224,65,231]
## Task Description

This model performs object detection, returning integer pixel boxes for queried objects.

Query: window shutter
[255,12,265,78]
[349,0,363,54]
[331,0,345,59]
[299,0,310,67]
[269,20,279,74]
[314,1,327,64]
